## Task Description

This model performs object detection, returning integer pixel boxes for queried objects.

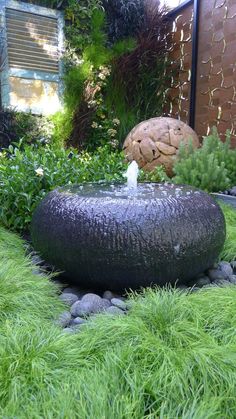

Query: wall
[166,0,236,147]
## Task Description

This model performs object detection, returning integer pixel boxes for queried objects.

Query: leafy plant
[64,4,137,148]
[102,0,145,43]
[0,110,67,149]
[0,141,168,232]
[65,0,103,55]
[0,144,126,231]
[63,0,171,149]
[173,128,236,192]
[139,165,169,183]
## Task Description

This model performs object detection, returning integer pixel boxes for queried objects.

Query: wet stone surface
[29,249,236,333]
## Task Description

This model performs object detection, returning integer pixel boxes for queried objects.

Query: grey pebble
[217,261,233,278]
[31,254,44,265]
[229,186,236,196]
[32,267,42,275]
[57,311,72,327]
[71,296,111,317]
[64,325,82,334]
[71,301,90,317]
[230,261,236,271]
[111,298,127,311]
[63,287,88,299]
[229,275,236,285]
[63,327,75,333]
[106,306,125,315]
[71,317,87,325]
[207,269,228,281]
[81,293,101,303]
[103,290,117,300]
[195,276,211,287]
[60,293,79,306]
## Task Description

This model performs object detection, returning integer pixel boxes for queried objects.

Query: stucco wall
[9,76,61,114]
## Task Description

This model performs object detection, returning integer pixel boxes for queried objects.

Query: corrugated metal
[6,8,59,73]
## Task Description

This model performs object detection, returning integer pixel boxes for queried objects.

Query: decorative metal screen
[164,2,193,125]
[6,8,59,73]
[166,0,236,147]
[195,0,236,147]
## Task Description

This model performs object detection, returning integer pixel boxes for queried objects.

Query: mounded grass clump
[220,203,236,262]
[0,226,236,417]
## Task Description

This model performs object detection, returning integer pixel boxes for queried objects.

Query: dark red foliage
[112,2,171,100]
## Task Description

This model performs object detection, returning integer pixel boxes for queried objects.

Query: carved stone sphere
[123,117,200,176]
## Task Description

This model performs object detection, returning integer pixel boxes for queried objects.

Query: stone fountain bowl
[31,183,226,291]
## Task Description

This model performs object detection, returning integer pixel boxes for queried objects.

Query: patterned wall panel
[167,0,236,146]
[165,3,193,124]
[195,0,236,146]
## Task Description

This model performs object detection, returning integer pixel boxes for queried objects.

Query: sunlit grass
[220,203,236,261]
[0,224,236,417]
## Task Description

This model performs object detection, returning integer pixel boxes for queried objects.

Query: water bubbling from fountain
[123,161,139,189]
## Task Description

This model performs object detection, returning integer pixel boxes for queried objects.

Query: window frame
[0,0,64,111]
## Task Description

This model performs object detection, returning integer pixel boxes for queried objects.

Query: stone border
[211,193,236,209]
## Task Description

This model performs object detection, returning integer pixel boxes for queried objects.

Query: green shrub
[0,110,57,148]
[0,142,168,232]
[139,165,169,182]
[173,128,236,192]
[0,144,128,232]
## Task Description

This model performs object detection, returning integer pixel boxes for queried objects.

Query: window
[0,0,64,114]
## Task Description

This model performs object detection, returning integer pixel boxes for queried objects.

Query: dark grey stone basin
[31,183,226,291]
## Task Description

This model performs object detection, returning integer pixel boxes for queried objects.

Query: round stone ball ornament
[31,183,225,291]
[123,117,200,176]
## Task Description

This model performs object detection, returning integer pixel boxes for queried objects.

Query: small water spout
[123,161,139,189]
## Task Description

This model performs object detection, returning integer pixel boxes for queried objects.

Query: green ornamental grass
[219,203,236,262]
[0,225,236,417]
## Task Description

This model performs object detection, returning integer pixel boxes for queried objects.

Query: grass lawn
[0,204,235,418]
[219,203,236,261]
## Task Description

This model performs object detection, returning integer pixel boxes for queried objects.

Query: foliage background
[62,0,171,149]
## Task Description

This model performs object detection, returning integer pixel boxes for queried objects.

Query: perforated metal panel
[6,7,59,73]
